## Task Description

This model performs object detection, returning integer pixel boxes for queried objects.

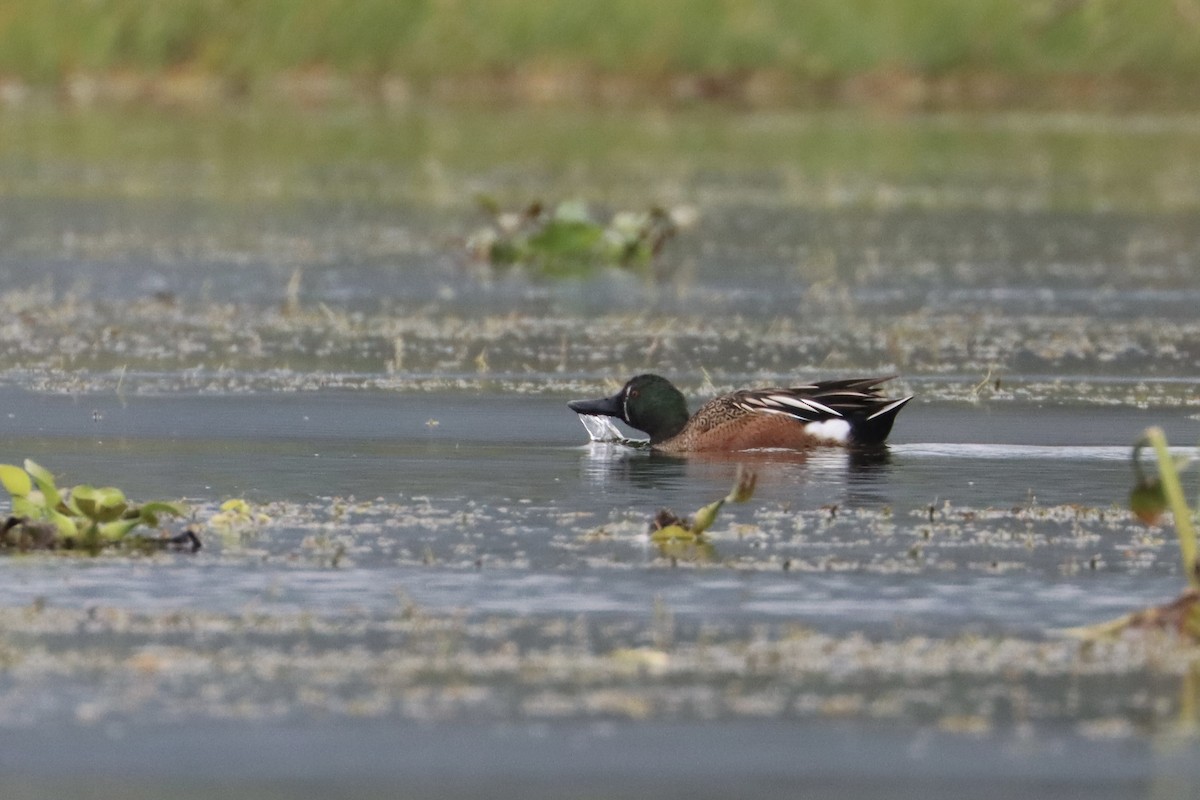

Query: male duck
[568,374,912,453]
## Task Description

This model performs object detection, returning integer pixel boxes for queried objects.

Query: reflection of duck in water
[569,374,912,453]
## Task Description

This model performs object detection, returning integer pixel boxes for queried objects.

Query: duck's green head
[568,374,689,443]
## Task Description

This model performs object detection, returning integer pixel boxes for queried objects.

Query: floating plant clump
[468,198,691,275]
[651,467,758,543]
[648,468,757,564]
[0,459,197,553]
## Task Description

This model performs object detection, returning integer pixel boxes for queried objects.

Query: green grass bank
[3,0,1200,108]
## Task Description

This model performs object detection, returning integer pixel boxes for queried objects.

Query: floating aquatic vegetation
[467,198,689,275]
[0,459,195,553]
[207,498,272,541]
[1069,428,1200,640]
[652,465,753,561]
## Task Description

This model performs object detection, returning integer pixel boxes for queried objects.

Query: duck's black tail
[849,395,913,446]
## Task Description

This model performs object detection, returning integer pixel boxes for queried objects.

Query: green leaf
[11,495,40,519]
[49,510,78,539]
[69,485,107,521]
[527,219,604,259]
[650,523,699,543]
[98,518,140,541]
[136,501,188,526]
[23,459,61,507]
[0,464,32,497]
[690,498,725,536]
[92,487,129,522]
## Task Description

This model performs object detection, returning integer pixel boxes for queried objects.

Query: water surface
[2,105,1200,797]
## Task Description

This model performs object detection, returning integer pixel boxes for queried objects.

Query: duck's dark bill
[567,394,623,417]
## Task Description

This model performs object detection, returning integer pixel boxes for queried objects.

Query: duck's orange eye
[629,390,639,398]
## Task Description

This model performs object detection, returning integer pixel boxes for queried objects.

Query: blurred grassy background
[2,0,1200,108]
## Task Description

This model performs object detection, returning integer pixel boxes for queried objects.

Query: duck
[568,374,911,453]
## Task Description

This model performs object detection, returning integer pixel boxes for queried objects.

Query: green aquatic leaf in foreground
[10,495,41,519]
[0,460,194,553]
[24,458,62,508]
[0,464,32,498]
[135,501,188,526]
[98,518,142,542]
[69,485,129,523]
[49,509,79,539]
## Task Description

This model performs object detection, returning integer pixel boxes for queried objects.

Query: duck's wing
[729,377,912,444]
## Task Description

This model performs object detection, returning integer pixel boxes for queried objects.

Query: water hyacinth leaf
[2,458,199,554]
[68,485,97,519]
[98,518,140,541]
[23,459,61,506]
[0,464,32,497]
[70,485,128,521]
[136,501,188,526]
[93,487,129,522]
[11,495,41,519]
[49,510,78,539]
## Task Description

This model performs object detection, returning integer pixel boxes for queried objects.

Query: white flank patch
[804,418,851,443]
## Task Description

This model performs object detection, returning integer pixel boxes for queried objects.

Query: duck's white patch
[803,418,851,443]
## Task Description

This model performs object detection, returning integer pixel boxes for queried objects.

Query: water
[2,106,1200,796]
